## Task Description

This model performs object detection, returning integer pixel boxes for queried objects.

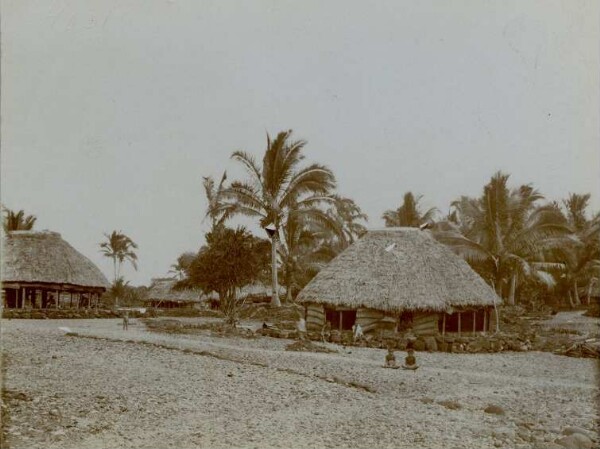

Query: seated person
[403,348,419,370]
[385,347,398,367]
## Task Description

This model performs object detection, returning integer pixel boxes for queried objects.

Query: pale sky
[2,0,599,286]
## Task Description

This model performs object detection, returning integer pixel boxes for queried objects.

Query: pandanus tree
[183,226,270,324]
[214,130,336,306]
[435,172,575,305]
[382,192,437,228]
[2,208,37,232]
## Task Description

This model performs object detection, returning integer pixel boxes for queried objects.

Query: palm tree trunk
[586,280,595,305]
[568,290,575,308]
[573,280,581,306]
[508,274,517,306]
[113,258,118,309]
[271,234,281,307]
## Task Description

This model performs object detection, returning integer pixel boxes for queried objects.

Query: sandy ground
[1,318,599,449]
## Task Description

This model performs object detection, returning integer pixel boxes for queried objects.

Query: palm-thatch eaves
[144,278,206,309]
[296,228,501,336]
[1,230,110,310]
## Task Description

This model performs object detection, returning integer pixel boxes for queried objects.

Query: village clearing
[1,317,599,449]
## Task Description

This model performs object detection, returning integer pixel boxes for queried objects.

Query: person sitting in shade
[321,321,332,343]
[352,323,364,343]
[403,348,419,370]
[385,347,398,368]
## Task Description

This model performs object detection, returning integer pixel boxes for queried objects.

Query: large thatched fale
[144,278,206,309]
[297,228,501,336]
[1,230,110,310]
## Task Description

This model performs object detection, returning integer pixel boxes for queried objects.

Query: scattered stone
[485,404,506,415]
[438,400,462,410]
[562,426,596,440]
[555,434,594,449]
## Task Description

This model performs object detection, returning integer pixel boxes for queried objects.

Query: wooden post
[473,310,476,334]
[483,309,488,334]
[339,311,343,332]
[457,312,461,337]
[21,288,26,309]
[442,313,446,337]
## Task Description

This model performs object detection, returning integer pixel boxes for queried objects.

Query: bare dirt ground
[1,318,599,449]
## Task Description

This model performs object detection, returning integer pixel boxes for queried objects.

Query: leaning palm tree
[382,192,437,228]
[435,172,575,305]
[99,231,139,283]
[202,171,229,230]
[215,130,336,306]
[2,208,37,232]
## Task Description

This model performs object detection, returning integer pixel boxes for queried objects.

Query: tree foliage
[434,172,580,305]
[2,208,37,232]
[382,192,437,227]
[183,226,270,323]
[99,231,139,284]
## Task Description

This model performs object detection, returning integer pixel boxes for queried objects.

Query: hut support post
[339,312,343,332]
[483,309,488,334]
[442,313,446,337]
[458,312,461,337]
[473,311,476,334]
[21,288,25,309]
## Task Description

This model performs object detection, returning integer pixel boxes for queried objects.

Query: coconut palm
[168,252,197,280]
[202,171,229,229]
[99,231,139,284]
[382,192,438,228]
[435,172,574,305]
[215,130,336,306]
[327,195,368,246]
[548,195,600,306]
[2,208,37,232]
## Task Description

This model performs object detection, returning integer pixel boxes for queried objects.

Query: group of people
[385,346,419,370]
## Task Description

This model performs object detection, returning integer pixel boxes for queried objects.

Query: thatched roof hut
[144,278,206,308]
[297,228,499,311]
[2,231,109,309]
[297,228,500,336]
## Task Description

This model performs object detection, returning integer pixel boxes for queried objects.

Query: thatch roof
[145,278,205,303]
[297,228,500,312]
[1,231,110,289]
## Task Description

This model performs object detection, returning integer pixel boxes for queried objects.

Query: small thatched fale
[1,231,110,310]
[144,278,206,309]
[296,228,501,336]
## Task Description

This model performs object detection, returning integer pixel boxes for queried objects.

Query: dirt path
[2,319,599,449]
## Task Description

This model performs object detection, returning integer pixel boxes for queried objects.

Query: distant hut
[237,282,281,303]
[144,278,205,309]
[1,231,110,310]
[296,228,501,337]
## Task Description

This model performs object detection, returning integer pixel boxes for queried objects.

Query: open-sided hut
[144,278,205,309]
[296,228,501,337]
[1,231,110,310]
